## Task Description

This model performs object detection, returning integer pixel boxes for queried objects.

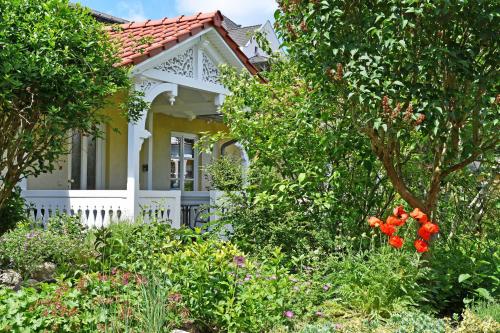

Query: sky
[76,0,278,26]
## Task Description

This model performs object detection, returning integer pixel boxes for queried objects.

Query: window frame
[67,126,106,190]
[170,132,199,192]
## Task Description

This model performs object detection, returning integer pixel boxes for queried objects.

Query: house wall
[26,95,236,191]
[105,95,128,190]
[149,113,228,191]
[27,155,70,190]
[241,21,282,59]
[27,93,129,191]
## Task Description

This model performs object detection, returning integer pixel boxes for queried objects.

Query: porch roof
[106,11,259,75]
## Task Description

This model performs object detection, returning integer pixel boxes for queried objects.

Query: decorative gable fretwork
[154,48,194,78]
[202,51,220,85]
[137,78,163,95]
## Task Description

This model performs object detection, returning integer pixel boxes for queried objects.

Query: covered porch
[21,26,249,228]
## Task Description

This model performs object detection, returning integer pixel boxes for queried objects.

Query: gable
[106,11,258,75]
[133,28,243,94]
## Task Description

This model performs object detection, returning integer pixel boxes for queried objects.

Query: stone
[0,269,22,289]
[171,330,190,333]
[31,262,56,281]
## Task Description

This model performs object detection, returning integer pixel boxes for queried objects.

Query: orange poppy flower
[410,208,428,224]
[393,206,407,218]
[387,215,404,226]
[380,223,396,236]
[389,235,404,249]
[414,239,429,253]
[418,226,432,241]
[400,213,409,223]
[422,222,440,234]
[368,216,382,228]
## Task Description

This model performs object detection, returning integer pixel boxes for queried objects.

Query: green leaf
[458,273,471,283]
[476,288,494,301]
[298,173,306,184]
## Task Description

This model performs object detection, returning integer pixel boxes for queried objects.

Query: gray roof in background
[249,55,269,64]
[222,15,241,30]
[90,9,128,24]
[227,25,262,47]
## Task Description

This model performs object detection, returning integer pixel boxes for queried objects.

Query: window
[170,133,197,191]
[69,131,105,190]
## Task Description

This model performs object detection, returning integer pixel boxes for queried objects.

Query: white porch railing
[22,190,129,228]
[138,190,181,228]
[21,190,217,229]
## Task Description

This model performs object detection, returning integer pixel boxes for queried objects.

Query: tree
[216,61,393,256]
[276,0,499,217]
[0,0,144,210]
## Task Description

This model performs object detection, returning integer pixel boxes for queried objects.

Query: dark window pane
[184,159,194,178]
[71,133,81,189]
[184,138,194,158]
[87,136,97,190]
[170,136,180,157]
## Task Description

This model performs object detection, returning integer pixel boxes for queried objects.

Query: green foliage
[275,0,499,216]
[0,216,94,277]
[452,308,500,333]
[322,248,427,317]
[90,221,183,273]
[205,155,244,191]
[421,235,499,315]
[470,301,500,323]
[0,188,25,236]
[388,311,446,333]
[158,240,297,332]
[0,0,146,211]
[218,61,392,258]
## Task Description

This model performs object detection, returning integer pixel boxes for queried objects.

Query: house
[20,11,265,229]
[222,16,282,71]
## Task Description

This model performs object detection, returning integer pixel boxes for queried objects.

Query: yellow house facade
[21,12,255,228]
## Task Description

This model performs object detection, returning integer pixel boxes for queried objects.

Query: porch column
[126,120,151,220]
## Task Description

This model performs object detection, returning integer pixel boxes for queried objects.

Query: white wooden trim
[147,115,153,190]
[142,70,229,95]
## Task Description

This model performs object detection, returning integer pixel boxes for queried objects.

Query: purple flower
[335,324,343,330]
[244,274,252,281]
[283,310,294,318]
[323,284,331,291]
[315,311,323,317]
[233,255,246,268]
[25,231,38,239]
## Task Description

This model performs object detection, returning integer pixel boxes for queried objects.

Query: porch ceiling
[151,85,219,119]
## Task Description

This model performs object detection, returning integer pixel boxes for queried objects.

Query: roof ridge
[228,24,262,31]
[109,11,221,30]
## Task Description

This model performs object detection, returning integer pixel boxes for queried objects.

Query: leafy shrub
[322,247,427,317]
[388,311,446,333]
[90,221,184,273]
[0,216,94,277]
[0,188,26,236]
[421,235,499,315]
[158,240,296,332]
[205,155,243,191]
[0,273,143,332]
[452,309,500,333]
[470,301,500,323]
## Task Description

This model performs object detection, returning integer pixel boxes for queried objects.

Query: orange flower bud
[368,216,382,228]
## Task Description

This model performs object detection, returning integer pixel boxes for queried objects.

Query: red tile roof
[106,11,259,75]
